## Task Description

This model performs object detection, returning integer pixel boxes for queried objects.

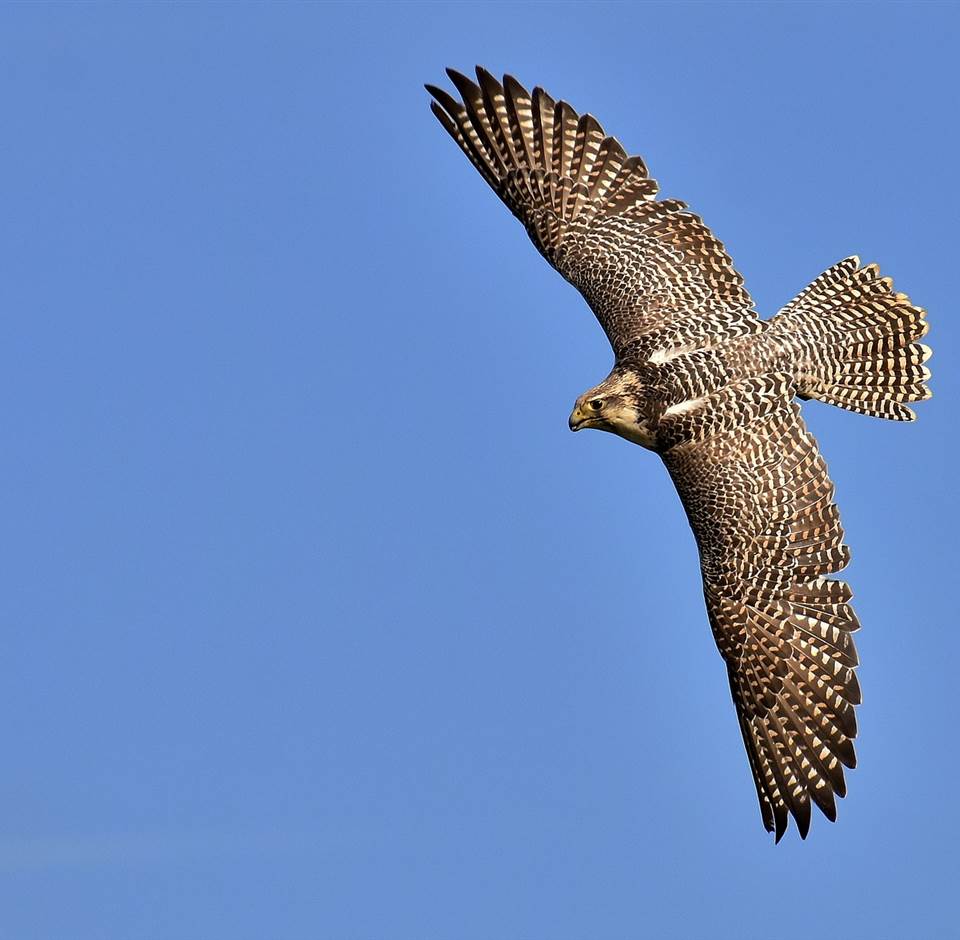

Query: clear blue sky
[1,3,956,938]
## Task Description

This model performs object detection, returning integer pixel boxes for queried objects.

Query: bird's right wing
[659,375,861,841]
[426,67,761,359]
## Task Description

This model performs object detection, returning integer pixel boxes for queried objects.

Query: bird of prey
[425,67,931,842]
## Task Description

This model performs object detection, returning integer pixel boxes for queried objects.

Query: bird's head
[568,370,657,449]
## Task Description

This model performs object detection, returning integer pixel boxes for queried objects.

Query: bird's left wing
[659,376,861,841]
[426,68,761,359]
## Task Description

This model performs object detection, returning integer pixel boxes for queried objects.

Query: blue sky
[1,3,957,937]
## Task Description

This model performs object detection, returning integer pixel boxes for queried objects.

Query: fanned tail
[772,257,931,420]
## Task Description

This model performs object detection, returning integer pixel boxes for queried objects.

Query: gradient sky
[1,3,957,938]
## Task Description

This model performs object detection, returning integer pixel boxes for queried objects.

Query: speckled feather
[427,68,931,841]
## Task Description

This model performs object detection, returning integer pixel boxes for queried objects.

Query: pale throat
[602,410,658,450]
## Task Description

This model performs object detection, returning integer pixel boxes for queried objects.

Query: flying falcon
[426,67,931,841]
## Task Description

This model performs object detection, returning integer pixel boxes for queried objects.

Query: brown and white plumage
[427,67,931,841]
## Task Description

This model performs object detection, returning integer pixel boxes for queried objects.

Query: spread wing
[426,67,761,359]
[661,377,860,841]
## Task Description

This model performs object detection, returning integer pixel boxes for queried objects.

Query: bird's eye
[589,398,604,411]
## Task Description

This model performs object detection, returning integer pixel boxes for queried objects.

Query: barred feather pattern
[662,378,860,841]
[771,256,932,420]
[427,67,761,357]
[427,68,932,841]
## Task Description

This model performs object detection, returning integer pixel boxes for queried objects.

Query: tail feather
[772,257,931,420]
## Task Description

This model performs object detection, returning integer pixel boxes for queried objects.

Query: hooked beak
[568,406,598,432]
